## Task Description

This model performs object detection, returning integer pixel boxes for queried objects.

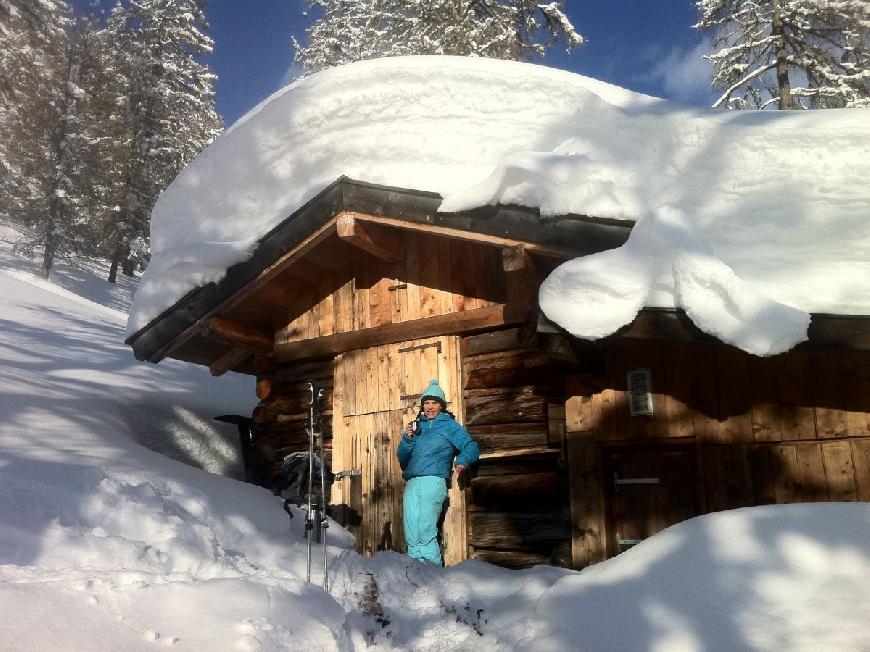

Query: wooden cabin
[127,177,870,570]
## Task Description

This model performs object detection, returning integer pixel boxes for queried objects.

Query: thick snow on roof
[129,56,870,355]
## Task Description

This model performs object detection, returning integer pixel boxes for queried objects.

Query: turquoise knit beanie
[420,378,447,407]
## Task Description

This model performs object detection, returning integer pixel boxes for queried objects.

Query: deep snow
[128,56,870,356]
[3,223,870,650]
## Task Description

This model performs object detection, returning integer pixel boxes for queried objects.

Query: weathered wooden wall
[274,233,505,344]
[462,328,571,568]
[567,339,870,568]
[247,358,334,490]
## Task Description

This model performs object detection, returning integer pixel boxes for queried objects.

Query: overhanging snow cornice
[126,177,634,364]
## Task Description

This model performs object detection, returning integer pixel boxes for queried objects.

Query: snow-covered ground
[2,223,870,650]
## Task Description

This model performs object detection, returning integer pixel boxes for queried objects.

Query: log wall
[462,328,571,568]
[567,339,870,568]
[247,358,334,490]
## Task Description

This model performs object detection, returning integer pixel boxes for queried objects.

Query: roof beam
[502,245,536,272]
[351,211,580,260]
[283,259,328,285]
[336,213,403,263]
[806,315,870,351]
[209,346,255,376]
[201,316,274,352]
[274,302,530,363]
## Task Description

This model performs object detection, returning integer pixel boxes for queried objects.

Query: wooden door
[604,445,698,556]
[331,335,468,564]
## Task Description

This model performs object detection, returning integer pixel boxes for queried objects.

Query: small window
[627,368,653,416]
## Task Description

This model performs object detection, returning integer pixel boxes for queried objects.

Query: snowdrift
[129,55,870,355]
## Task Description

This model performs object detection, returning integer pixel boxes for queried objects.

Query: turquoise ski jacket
[397,412,479,481]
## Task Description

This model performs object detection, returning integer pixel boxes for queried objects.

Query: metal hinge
[613,472,659,493]
[617,538,643,546]
[397,341,442,354]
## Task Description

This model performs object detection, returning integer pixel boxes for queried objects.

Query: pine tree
[98,0,222,282]
[294,0,584,76]
[696,0,869,109]
[1,0,68,194]
[0,1,68,98]
[0,1,103,277]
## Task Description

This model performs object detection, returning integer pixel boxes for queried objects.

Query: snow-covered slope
[2,231,870,649]
[129,56,870,356]
[0,230,352,648]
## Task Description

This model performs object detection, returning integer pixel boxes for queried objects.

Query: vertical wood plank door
[331,335,468,565]
[604,445,698,557]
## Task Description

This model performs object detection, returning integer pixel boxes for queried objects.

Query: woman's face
[422,399,442,419]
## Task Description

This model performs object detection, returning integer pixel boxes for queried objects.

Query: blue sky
[78,1,715,126]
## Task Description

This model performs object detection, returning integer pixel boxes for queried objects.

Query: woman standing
[396,379,479,565]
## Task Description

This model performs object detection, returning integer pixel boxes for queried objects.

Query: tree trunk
[41,242,54,279]
[772,0,793,110]
[107,235,127,284]
[107,248,120,284]
[41,196,59,279]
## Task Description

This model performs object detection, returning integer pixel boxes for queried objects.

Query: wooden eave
[589,308,870,353]
[126,177,633,368]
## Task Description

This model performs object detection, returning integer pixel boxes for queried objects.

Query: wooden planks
[794,443,829,502]
[852,439,870,501]
[561,338,870,567]
[843,353,870,437]
[812,352,848,439]
[701,444,753,511]
[330,335,468,565]
[276,230,509,347]
[565,341,870,447]
[274,303,528,363]
[567,438,606,568]
[821,440,858,501]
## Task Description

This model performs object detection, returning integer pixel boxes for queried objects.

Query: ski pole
[317,387,328,591]
[306,381,315,583]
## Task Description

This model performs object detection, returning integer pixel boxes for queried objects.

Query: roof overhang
[126,177,634,366]
[607,308,870,352]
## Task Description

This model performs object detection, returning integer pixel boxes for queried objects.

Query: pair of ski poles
[305,382,329,590]
[282,381,360,593]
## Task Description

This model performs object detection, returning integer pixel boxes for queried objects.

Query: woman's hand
[405,422,415,437]
[455,464,465,472]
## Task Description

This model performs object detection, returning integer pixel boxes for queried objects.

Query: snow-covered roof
[129,56,870,355]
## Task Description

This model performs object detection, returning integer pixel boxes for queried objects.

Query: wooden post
[567,436,606,568]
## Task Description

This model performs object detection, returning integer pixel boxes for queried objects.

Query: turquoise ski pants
[403,476,448,565]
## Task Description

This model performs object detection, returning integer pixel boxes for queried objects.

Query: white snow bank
[129,56,870,355]
[530,503,870,652]
[323,503,870,651]
[0,232,255,478]
[0,242,354,649]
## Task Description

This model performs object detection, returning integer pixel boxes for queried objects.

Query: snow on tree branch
[293,0,584,76]
[695,0,869,109]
